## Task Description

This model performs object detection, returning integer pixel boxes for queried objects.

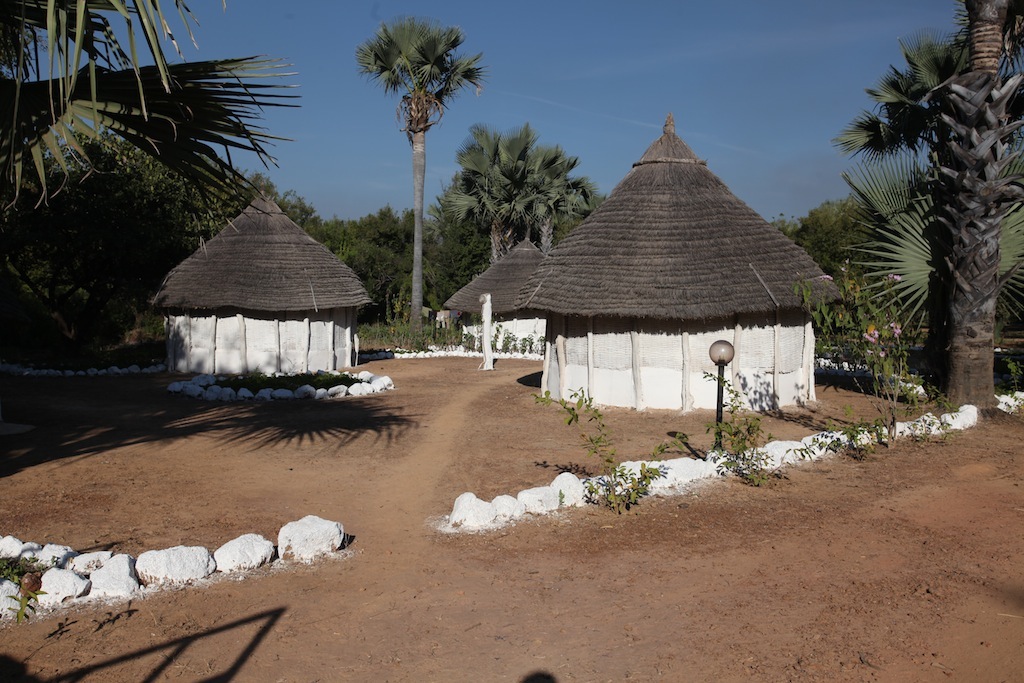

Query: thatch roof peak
[153,197,371,312]
[634,112,706,168]
[444,240,544,314]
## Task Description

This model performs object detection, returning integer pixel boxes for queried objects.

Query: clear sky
[179,1,959,223]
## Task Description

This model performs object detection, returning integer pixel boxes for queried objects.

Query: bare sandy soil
[0,357,1022,682]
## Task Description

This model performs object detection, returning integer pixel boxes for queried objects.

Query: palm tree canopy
[355,17,485,137]
[441,122,596,260]
[0,0,296,203]
[835,33,968,161]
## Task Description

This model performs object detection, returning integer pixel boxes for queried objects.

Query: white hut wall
[544,312,813,411]
[166,314,190,372]
[244,316,281,374]
[332,307,357,369]
[214,314,245,374]
[187,314,217,373]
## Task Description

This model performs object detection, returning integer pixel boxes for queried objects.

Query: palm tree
[356,18,485,332]
[936,0,1024,405]
[441,123,595,261]
[0,1,294,204]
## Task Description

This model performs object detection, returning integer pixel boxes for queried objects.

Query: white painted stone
[193,374,217,387]
[491,494,526,521]
[356,370,374,382]
[0,535,23,559]
[181,383,204,398]
[167,381,184,393]
[550,472,587,507]
[294,384,316,399]
[202,385,223,401]
[36,544,78,569]
[763,441,806,468]
[327,384,348,397]
[38,568,91,607]
[449,492,498,529]
[135,546,216,586]
[214,534,275,573]
[650,457,719,492]
[18,542,42,560]
[278,516,344,562]
[88,554,139,599]
[69,551,113,576]
[942,404,978,430]
[237,387,255,400]
[370,376,394,391]
[271,388,295,400]
[255,388,274,401]
[348,383,370,396]
[217,387,236,402]
[315,388,329,400]
[0,579,19,620]
[517,486,561,514]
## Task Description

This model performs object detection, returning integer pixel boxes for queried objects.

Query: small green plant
[704,374,774,486]
[796,268,924,441]
[1,557,47,623]
[1002,357,1024,394]
[535,390,666,513]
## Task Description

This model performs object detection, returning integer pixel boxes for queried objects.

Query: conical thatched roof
[517,114,827,320]
[444,240,545,314]
[153,197,371,311]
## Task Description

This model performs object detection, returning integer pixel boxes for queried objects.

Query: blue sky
[180,1,959,223]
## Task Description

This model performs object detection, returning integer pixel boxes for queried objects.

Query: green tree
[424,201,490,309]
[1,135,228,346]
[789,198,867,277]
[336,207,415,320]
[934,0,1024,405]
[246,172,323,232]
[0,1,293,203]
[356,18,486,331]
[837,7,1024,401]
[440,123,596,261]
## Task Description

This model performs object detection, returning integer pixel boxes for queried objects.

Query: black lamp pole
[708,340,735,451]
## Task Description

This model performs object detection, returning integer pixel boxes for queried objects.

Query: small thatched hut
[517,115,827,411]
[154,197,372,374]
[444,240,546,343]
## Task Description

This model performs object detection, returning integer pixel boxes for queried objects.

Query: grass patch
[214,372,362,393]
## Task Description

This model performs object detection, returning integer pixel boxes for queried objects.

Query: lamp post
[709,340,735,451]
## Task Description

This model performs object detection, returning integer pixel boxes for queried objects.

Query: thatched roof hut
[445,240,544,314]
[518,114,827,411]
[154,197,372,374]
[444,240,547,350]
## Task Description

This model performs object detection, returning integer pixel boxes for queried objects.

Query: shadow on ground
[0,375,414,478]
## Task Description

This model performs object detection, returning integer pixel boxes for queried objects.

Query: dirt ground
[0,357,1022,682]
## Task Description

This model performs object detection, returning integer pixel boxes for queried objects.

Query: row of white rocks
[361,347,543,361]
[0,362,167,377]
[0,515,346,621]
[167,370,394,402]
[444,404,982,532]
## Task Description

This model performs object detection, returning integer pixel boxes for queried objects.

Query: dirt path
[1,358,1023,682]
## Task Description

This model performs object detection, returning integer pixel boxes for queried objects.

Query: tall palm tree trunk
[940,0,1023,406]
[411,130,426,332]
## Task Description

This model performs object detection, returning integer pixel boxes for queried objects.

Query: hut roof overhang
[153,197,372,312]
[516,114,828,321]
[444,240,545,314]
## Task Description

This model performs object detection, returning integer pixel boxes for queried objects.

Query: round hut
[444,240,546,347]
[153,197,372,374]
[517,115,827,411]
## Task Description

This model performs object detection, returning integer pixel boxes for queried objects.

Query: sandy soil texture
[1,357,1022,682]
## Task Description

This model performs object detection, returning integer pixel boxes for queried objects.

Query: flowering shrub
[796,267,921,441]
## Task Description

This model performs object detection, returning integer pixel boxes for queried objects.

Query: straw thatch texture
[444,240,545,314]
[518,115,826,320]
[153,197,371,312]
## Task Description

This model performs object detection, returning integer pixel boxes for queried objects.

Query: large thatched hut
[444,240,546,343]
[517,115,827,411]
[153,197,372,374]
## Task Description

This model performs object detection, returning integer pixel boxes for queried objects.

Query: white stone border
[0,515,348,625]
[0,362,166,377]
[442,403,986,533]
[166,370,395,402]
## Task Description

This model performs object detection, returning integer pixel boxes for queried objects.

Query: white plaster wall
[214,315,244,375]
